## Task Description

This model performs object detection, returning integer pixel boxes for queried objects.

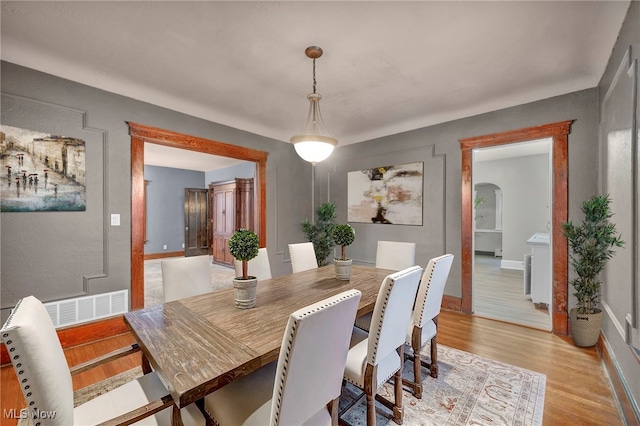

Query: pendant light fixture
[290,46,338,164]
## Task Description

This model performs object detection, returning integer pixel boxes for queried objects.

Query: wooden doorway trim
[459,120,573,335]
[128,122,268,310]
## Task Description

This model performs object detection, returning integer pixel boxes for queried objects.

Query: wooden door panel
[224,189,234,233]
[184,188,209,257]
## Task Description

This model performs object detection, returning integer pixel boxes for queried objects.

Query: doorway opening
[472,140,552,330]
[129,122,268,310]
[460,120,572,335]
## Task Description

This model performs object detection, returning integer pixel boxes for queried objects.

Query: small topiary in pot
[333,224,355,281]
[228,229,260,308]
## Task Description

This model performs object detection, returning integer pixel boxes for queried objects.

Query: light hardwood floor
[0,310,622,426]
[473,254,552,330]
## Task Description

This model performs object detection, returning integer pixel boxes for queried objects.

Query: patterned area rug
[340,345,545,426]
[28,345,543,426]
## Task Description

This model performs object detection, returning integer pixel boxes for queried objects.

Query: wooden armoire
[209,178,254,266]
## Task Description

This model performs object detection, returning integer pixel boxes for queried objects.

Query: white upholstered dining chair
[342,266,423,426]
[375,240,416,271]
[161,255,212,302]
[354,241,417,331]
[404,253,454,398]
[204,289,362,425]
[1,295,205,426]
[234,247,272,281]
[288,242,319,273]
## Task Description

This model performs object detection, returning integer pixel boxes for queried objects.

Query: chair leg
[429,317,439,378]
[364,364,377,426]
[401,326,423,398]
[411,326,423,398]
[328,396,340,426]
[391,346,404,424]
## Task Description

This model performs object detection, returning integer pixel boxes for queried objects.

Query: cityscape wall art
[1,125,86,212]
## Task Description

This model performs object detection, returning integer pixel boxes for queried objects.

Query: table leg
[141,353,152,375]
[171,404,184,426]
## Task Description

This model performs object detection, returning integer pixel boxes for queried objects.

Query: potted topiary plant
[300,202,337,266]
[228,228,260,309]
[333,224,356,280]
[562,194,624,347]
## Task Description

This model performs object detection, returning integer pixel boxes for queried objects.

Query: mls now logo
[3,408,57,420]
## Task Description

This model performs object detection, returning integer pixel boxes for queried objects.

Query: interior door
[184,188,209,257]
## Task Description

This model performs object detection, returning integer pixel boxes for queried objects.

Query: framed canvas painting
[347,161,423,225]
[1,125,86,212]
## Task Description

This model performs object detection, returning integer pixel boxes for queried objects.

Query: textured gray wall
[205,161,255,183]
[597,0,639,415]
[1,61,312,320]
[143,165,206,255]
[317,88,598,299]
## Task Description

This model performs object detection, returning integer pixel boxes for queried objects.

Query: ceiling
[0,1,630,170]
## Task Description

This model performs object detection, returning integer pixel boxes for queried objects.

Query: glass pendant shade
[290,46,338,164]
[290,93,338,164]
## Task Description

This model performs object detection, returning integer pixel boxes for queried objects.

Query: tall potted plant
[333,224,355,280]
[300,202,337,266]
[562,194,624,347]
[228,228,260,309]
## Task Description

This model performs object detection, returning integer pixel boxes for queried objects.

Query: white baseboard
[501,260,524,271]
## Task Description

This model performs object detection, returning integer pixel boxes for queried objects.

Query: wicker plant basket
[569,308,602,347]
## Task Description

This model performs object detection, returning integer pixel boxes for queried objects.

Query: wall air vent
[41,290,129,328]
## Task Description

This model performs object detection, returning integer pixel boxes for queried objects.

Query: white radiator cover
[43,290,129,328]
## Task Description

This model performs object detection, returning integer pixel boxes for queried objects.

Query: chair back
[288,242,318,273]
[234,247,272,281]
[271,290,361,425]
[375,241,416,270]
[1,296,74,425]
[368,266,422,365]
[414,254,454,328]
[161,255,211,302]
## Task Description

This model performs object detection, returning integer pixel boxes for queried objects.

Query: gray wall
[474,153,550,266]
[144,165,206,254]
[0,61,312,321]
[317,88,598,299]
[597,0,640,416]
[205,161,255,184]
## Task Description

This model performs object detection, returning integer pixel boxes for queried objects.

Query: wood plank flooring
[0,311,622,425]
[473,254,552,330]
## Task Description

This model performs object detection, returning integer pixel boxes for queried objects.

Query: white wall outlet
[110,214,120,226]
[182,243,185,249]
[163,244,168,250]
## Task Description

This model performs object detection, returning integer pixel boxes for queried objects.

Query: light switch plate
[110,214,120,226]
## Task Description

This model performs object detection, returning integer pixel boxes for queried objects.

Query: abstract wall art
[1,125,86,212]
[348,161,423,225]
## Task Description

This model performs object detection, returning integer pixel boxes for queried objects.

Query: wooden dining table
[123,264,393,410]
